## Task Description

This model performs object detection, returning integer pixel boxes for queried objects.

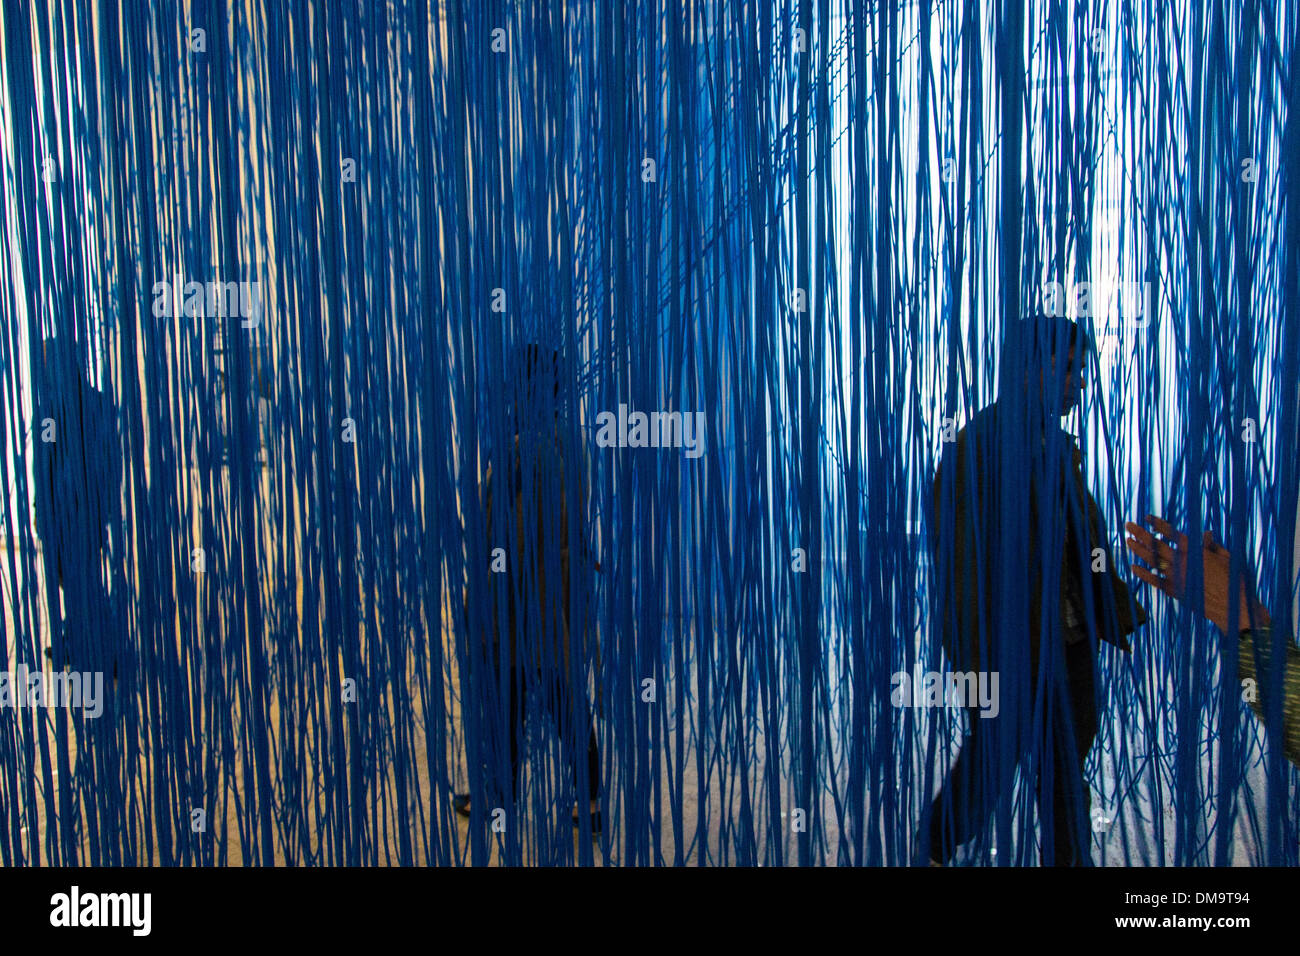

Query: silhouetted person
[455,344,601,833]
[33,337,122,673]
[924,315,1146,865]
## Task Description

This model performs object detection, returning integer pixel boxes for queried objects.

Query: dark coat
[476,433,590,682]
[34,375,120,560]
[931,402,1146,676]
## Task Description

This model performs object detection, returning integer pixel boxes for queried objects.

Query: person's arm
[1126,515,1300,767]
[1125,516,1262,634]
[1072,454,1144,645]
[932,428,978,669]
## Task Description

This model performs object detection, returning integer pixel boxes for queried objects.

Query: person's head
[999,314,1088,416]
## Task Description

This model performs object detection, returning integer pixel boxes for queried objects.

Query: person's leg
[548,673,600,807]
[571,682,600,805]
[58,518,106,669]
[507,662,524,805]
[93,524,120,678]
[473,655,523,814]
[927,706,989,863]
[82,529,110,672]
[1045,640,1098,866]
[46,551,65,663]
[584,722,600,804]
[60,542,92,667]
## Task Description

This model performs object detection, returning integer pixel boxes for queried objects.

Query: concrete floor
[1,530,1289,866]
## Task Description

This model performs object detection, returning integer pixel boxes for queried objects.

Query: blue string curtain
[1,0,1296,865]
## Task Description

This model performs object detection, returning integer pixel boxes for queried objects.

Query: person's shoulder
[950,404,1001,450]
[1040,422,1080,462]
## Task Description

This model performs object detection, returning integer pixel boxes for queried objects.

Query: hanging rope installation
[1,0,1297,866]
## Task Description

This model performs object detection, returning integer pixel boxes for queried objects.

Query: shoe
[45,644,71,670]
[453,793,472,818]
[912,845,944,867]
[45,644,119,680]
[572,807,601,833]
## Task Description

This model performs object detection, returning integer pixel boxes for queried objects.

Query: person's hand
[1124,515,1268,635]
